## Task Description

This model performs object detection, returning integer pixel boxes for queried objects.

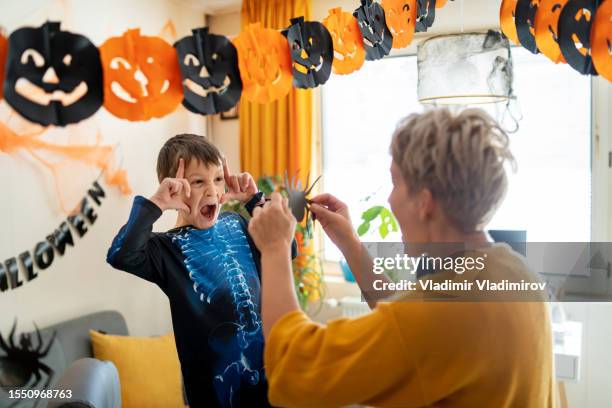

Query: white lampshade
[417,32,513,105]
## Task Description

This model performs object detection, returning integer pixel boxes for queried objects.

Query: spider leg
[38,363,55,402]
[8,318,17,349]
[33,322,43,352]
[304,175,322,196]
[0,330,9,353]
[39,330,57,357]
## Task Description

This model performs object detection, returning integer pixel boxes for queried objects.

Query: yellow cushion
[90,330,185,408]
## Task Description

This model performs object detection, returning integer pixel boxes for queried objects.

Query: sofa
[0,311,125,408]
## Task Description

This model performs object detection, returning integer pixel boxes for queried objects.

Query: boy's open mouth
[200,204,217,221]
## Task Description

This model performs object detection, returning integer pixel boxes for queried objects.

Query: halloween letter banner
[0,182,107,293]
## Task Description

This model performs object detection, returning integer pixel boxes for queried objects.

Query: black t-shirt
[107,195,294,407]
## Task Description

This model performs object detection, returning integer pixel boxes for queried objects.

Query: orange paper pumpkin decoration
[591,0,612,81]
[381,0,417,49]
[500,0,520,45]
[0,31,7,100]
[100,29,183,121]
[322,8,366,74]
[535,0,569,63]
[233,23,293,104]
[436,0,448,7]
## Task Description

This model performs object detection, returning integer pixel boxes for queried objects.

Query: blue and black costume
[106,195,296,408]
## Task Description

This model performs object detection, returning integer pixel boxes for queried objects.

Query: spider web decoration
[0,320,57,407]
[284,171,322,225]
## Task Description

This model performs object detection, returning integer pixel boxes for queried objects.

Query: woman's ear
[418,188,435,222]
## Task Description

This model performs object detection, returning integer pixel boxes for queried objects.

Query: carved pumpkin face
[353,0,393,61]
[322,7,366,74]
[174,27,242,115]
[534,0,569,63]
[3,22,103,126]
[0,31,7,100]
[100,29,183,121]
[416,0,437,32]
[381,0,417,48]
[282,17,334,88]
[558,0,598,75]
[591,0,612,81]
[500,0,520,44]
[233,23,293,103]
[515,0,541,54]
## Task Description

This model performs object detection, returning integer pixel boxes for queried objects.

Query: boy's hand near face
[221,158,259,204]
[150,158,192,213]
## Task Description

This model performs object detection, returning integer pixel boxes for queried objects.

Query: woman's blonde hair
[390,108,516,233]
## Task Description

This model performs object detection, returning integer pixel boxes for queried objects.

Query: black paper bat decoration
[515,0,540,54]
[416,0,437,32]
[174,27,242,115]
[3,21,103,126]
[558,0,599,75]
[353,0,393,61]
[285,172,322,224]
[282,17,334,89]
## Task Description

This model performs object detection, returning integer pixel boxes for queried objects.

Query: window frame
[317,46,608,276]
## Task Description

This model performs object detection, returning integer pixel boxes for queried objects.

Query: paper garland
[3,22,104,126]
[0,2,448,125]
[591,0,612,81]
[282,17,334,89]
[174,27,243,115]
[381,0,418,49]
[100,29,183,121]
[534,0,569,64]
[322,8,366,75]
[502,0,610,77]
[233,23,293,103]
[515,0,540,54]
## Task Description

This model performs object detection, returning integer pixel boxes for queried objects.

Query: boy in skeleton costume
[107,134,295,408]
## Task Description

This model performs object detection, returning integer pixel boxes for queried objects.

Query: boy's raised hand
[221,158,258,204]
[150,158,192,212]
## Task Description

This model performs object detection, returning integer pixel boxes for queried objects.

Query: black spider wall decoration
[284,172,322,224]
[0,320,56,405]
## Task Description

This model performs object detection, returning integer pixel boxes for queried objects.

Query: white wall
[0,0,207,336]
[208,11,241,174]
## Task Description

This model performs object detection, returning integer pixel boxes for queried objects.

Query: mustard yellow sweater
[265,245,555,407]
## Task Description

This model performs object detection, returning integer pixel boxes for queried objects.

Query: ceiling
[172,0,242,15]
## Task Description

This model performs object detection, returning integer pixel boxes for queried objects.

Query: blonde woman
[248,108,554,407]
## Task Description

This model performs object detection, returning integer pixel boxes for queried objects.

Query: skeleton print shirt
[107,195,295,408]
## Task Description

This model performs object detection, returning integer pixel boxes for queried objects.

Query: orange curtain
[240,0,312,185]
[240,0,322,304]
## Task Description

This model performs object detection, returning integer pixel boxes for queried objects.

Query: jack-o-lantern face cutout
[100,29,183,121]
[322,8,366,74]
[558,0,598,75]
[500,0,520,44]
[174,27,242,115]
[233,23,293,103]
[416,0,437,32]
[534,0,569,63]
[0,31,7,100]
[3,22,103,126]
[515,0,541,54]
[282,17,334,88]
[353,0,393,61]
[591,0,612,81]
[381,0,417,48]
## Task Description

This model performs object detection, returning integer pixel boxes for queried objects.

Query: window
[321,48,592,262]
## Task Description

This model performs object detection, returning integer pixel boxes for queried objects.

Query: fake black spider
[0,320,56,406]
[284,171,322,224]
